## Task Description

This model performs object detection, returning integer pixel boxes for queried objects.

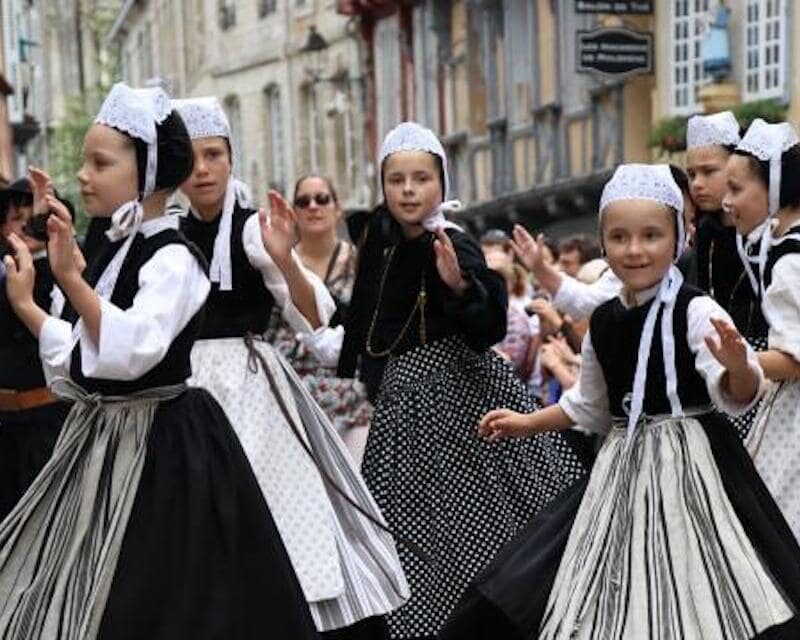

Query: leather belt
[0,387,58,412]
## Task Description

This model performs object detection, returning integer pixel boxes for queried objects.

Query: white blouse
[39,216,210,383]
[552,269,622,320]
[240,212,336,335]
[763,250,800,361]
[559,287,765,435]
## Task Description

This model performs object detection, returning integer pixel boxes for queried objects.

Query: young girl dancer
[442,163,800,639]
[725,118,800,541]
[0,83,318,639]
[172,96,408,639]
[328,122,582,639]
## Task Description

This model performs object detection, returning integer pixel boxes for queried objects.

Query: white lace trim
[378,121,451,199]
[686,111,740,150]
[172,96,231,140]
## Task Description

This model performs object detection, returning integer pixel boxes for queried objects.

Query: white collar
[139,214,180,238]
[619,281,661,309]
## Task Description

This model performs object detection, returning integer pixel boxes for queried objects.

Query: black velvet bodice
[590,285,711,418]
[180,204,275,339]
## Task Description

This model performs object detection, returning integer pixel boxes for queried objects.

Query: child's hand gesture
[27,166,54,216]
[434,227,468,295]
[260,190,297,270]
[45,195,81,284]
[3,233,36,307]
[705,317,749,374]
[478,409,536,441]
[510,224,544,273]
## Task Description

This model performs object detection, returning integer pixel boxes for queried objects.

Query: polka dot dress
[361,336,584,639]
[730,334,768,441]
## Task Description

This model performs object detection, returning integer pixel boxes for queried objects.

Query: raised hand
[3,233,36,307]
[28,166,54,216]
[434,227,468,295]
[478,408,536,441]
[510,224,544,273]
[260,190,298,269]
[45,195,80,284]
[705,317,749,374]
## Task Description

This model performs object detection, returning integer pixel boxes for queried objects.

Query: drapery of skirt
[362,336,585,639]
[441,411,800,640]
[0,401,70,521]
[0,383,318,640]
[747,379,800,542]
[191,337,408,632]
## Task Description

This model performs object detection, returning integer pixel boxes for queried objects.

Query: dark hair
[558,233,601,264]
[733,143,800,209]
[542,235,559,261]
[293,174,339,204]
[669,164,690,197]
[130,110,194,195]
[479,228,511,248]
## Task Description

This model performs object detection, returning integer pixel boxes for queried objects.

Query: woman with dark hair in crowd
[0,83,320,639]
[267,174,373,465]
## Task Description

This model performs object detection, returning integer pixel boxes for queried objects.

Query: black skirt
[0,401,70,521]
[96,388,319,639]
[440,413,800,639]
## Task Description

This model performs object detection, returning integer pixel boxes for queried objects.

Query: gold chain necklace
[365,246,428,357]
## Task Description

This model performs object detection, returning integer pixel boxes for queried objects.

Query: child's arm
[479,404,574,441]
[757,350,800,381]
[4,233,49,337]
[704,317,760,405]
[758,254,800,381]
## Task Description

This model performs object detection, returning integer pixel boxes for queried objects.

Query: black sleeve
[440,229,508,349]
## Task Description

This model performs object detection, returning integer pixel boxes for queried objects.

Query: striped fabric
[274,353,410,631]
[0,380,185,640]
[539,415,793,640]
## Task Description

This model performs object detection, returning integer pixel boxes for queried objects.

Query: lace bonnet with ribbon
[733,118,799,298]
[599,164,686,441]
[92,83,172,300]
[172,96,252,291]
[686,111,740,150]
[378,122,462,233]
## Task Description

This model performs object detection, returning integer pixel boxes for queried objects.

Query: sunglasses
[294,193,333,209]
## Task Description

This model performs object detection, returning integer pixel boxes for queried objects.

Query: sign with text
[575,0,653,13]
[577,28,653,78]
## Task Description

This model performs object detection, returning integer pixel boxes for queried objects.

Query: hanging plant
[731,98,787,129]
[648,115,688,155]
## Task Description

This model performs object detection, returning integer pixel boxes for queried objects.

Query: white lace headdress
[734,118,799,295]
[171,96,251,291]
[686,111,740,150]
[378,122,462,232]
[88,83,176,305]
[599,163,687,441]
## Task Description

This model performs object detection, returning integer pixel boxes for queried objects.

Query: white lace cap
[599,164,685,258]
[171,96,231,140]
[686,111,740,150]
[599,164,687,442]
[95,83,172,198]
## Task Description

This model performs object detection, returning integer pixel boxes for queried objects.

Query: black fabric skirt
[362,336,584,639]
[0,401,70,521]
[439,412,800,640]
[97,387,319,640]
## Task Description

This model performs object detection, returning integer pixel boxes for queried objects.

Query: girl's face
[723,154,768,235]
[602,199,676,293]
[383,150,443,237]
[77,124,139,216]
[686,145,729,212]
[180,137,232,217]
[294,176,340,238]
[1,202,40,252]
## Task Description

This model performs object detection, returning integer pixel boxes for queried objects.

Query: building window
[670,0,711,115]
[224,95,244,174]
[374,14,401,140]
[300,84,323,173]
[744,0,786,100]
[219,0,236,31]
[259,0,276,17]
[264,85,285,192]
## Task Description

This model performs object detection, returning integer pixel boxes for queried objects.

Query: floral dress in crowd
[268,240,373,465]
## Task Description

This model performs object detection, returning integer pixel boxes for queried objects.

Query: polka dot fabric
[730,334,768,441]
[362,336,584,638]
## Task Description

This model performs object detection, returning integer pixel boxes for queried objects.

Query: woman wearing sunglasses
[173,97,408,640]
[267,175,372,466]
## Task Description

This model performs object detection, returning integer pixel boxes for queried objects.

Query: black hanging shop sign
[575,0,653,13]
[576,28,653,78]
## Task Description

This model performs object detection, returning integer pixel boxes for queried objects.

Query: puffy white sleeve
[77,244,210,381]
[687,295,766,416]
[38,315,74,383]
[241,213,336,334]
[763,253,800,361]
[558,331,611,435]
[552,269,622,320]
